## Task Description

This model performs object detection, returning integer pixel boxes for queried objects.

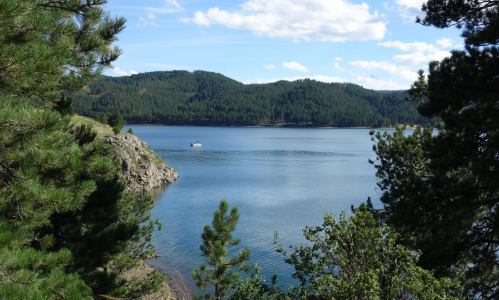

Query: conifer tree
[108,111,126,133]
[192,199,251,300]
[369,0,499,297]
[95,113,108,124]
[55,95,75,117]
[0,0,164,298]
[0,0,125,105]
[0,96,105,299]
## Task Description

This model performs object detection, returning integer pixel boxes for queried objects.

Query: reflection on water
[131,126,401,292]
[146,184,170,201]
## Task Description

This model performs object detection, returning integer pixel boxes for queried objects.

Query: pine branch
[38,0,105,15]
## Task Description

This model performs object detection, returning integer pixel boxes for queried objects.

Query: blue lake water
[129,126,398,293]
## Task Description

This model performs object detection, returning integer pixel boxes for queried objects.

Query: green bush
[108,111,126,129]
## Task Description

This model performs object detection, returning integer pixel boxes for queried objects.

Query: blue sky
[104,0,464,90]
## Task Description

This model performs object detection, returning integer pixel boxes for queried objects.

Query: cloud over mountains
[282,61,308,72]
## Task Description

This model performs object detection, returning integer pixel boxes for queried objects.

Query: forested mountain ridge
[72,70,436,127]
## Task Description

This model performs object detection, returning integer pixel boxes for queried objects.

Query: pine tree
[54,95,75,117]
[96,113,109,125]
[192,199,251,300]
[0,1,164,298]
[369,0,499,296]
[0,96,104,299]
[108,111,126,133]
[0,0,125,105]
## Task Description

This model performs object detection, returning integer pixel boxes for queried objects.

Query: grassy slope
[72,114,165,165]
[72,114,114,138]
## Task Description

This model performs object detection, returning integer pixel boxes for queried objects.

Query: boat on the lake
[190,141,202,147]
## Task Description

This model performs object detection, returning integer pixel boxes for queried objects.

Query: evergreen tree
[0,96,106,299]
[0,0,125,105]
[0,0,164,298]
[108,111,126,133]
[68,70,436,127]
[369,0,499,297]
[54,95,75,117]
[96,113,108,125]
[192,199,251,300]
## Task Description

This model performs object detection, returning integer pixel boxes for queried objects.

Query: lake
[128,125,396,294]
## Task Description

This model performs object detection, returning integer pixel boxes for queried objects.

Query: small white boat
[190,141,202,147]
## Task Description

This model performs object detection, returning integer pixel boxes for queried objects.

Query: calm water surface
[129,126,398,291]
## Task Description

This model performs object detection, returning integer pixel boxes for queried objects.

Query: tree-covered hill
[71,70,436,127]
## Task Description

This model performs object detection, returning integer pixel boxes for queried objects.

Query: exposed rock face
[105,132,178,192]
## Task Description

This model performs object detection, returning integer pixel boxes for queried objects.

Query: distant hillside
[71,70,435,127]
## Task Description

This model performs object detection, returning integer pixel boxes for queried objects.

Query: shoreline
[125,124,419,130]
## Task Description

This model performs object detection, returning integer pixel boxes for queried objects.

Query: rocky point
[105,132,178,192]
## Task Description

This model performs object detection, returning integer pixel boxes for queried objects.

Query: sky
[104,0,464,90]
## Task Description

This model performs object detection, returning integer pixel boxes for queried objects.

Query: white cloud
[393,50,450,65]
[378,40,451,66]
[110,67,139,76]
[282,61,308,72]
[378,40,438,52]
[243,74,406,90]
[392,0,425,21]
[436,38,453,48]
[263,64,276,70]
[244,75,347,84]
[335,57,343,61]
[349,61,417,81]
[351,73,407,90]
[182,0,387,42]
[332,62,344,71]
[138,14,159,27]
[383,1,392,11]
[346,39,455,88]
[165,0,183,10]
[111,67,131,76]
[395,0,424,11]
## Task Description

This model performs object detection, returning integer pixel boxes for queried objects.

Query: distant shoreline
[125,123,418,130]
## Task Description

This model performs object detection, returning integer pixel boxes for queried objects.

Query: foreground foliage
[193,199,251,300]
[369,0,499,297]
[0,0,124,105]
[0,0,164,298]
[231,208,462,300]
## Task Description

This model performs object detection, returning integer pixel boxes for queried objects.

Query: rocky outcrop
[105,132,178,192]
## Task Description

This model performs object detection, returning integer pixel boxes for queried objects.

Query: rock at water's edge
[105,132,178,192]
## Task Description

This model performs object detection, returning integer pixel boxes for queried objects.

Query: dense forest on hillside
[71,71,436,127]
